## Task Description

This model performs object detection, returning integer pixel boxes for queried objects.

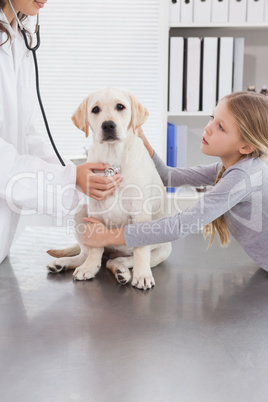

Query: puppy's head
[72,87,148,143]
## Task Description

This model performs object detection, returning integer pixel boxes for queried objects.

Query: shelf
[168,111,211,117]
[170,23,268,29]
[167,190,202,199]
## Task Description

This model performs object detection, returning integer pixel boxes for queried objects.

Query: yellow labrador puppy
[47,87,171,290]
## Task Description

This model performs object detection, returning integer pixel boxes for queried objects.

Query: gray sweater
[124,153,268,271]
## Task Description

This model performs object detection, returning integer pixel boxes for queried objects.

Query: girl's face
[201,99,254,168]
[4,0,46,21]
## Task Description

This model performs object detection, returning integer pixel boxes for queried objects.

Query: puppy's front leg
[132,246,155,290]
[73,247,104,281]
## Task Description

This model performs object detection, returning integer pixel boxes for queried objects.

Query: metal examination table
[0,226,268,402]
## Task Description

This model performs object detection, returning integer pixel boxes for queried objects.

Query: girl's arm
[137,128,154,158]
[137,128,221,187]
[124,167,250,248]
[153,152,221,187]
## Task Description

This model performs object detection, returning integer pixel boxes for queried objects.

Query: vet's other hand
[83,217,126,247]
[76,163,121,200]
[136,128,154,158]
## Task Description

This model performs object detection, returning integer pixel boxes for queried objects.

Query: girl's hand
[83,217,126,247]
[136,127,154,158]
[76,163,122,200]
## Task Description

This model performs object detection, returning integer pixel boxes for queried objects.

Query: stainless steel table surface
[0,226,267,402]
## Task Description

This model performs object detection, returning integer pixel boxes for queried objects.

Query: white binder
[265,0,268,22]
[218,37,234,101]
[185,37,201,111]
[229,0,247,23]
[247,0,265,23]
[202,37,218,113]
[181,0,193,23]
[211,0,229,23]
[169,0,181,26]
[176,124,188,168]
[233,38,244,93]
[169,37,184,113]
[193,0,211,23]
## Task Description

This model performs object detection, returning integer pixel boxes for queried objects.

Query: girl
[0,0,121,263]
[83,91,268,272]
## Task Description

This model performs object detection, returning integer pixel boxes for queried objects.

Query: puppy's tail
[47,243,81,258]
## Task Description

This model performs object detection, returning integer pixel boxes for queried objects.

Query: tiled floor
[1,226,268,402]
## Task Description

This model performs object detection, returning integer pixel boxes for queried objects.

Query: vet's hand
[137,128,154,158]
[76,163,121,200]
[83,217,126,247]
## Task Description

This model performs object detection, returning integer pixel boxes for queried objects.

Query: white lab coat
[0,12,81,263]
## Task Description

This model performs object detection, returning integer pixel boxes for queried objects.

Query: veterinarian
[0,0,121,263]
[83,91,268,272]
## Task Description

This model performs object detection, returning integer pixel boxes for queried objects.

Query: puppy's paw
[73,265,100,281]
[47,261,66,274]
[106,259,131,285]
[131,273,155,290]
[115,267,131,285]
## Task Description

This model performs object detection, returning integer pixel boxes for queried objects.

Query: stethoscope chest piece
[104,166,121,177]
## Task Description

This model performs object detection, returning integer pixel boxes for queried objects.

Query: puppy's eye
[92,106,100,114]
[116,104,125,111]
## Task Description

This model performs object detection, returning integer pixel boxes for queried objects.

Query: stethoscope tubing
[20,26,40,52]
[21,25,66,166]
[31,45,66,166]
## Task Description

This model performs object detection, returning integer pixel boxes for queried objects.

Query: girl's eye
[116,104,125,111]
[92,106,100,114]
[219,124,224,131]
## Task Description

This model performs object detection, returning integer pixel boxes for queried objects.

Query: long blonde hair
[204,91,268,247]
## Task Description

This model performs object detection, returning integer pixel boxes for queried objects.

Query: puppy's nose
[102,120,116,133]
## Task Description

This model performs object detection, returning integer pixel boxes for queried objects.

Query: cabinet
[162,14,268,209]
[164,22,268,167]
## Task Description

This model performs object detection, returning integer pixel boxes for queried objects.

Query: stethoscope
[7,0,65,166]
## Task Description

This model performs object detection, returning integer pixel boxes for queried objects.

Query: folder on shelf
[265,0,268,23]
[169,0,181,26]
[211,0,229,23]
[181,0,193,23]
[233,38,244,93]
[169,37,184,113]
[247,0,265,23]
[176,124,188,168]
[193,0,211,23]
[184,37,201,112]
[217,37,234,101]
[229,0,247,23]
[167,123,177,193]
[202,37,218,113]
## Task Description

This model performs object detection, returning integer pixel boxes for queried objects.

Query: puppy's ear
[72,96,89,137]
[129,94,149,133]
